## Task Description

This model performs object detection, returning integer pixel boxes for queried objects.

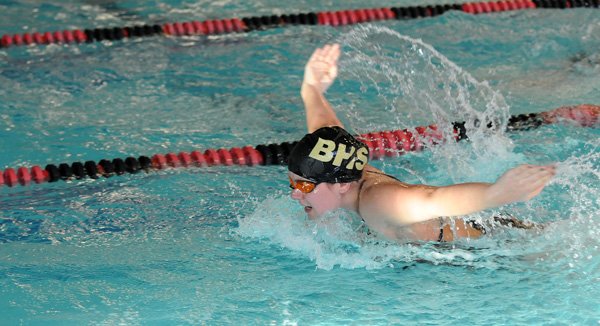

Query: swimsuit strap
[438,217,445,242]
[356,179,367,217]
[364,170,401,182]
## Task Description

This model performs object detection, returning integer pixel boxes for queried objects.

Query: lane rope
[1,0,598,49]
[1,105,597,188]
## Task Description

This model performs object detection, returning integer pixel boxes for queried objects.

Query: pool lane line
[0,105,597,188]
[1,0,598,49]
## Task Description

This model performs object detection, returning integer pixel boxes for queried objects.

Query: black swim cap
[288,126,369,183]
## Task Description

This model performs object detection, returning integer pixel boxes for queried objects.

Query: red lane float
[541,104,599,127]
[1,105,597,188]
[3,0,598,49]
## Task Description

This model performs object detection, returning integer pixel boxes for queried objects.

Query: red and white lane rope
[0,105,597,188]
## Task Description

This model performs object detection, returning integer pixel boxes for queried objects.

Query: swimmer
[288,44,556,242]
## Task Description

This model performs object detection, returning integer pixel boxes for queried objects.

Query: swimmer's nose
[290,189,303,200]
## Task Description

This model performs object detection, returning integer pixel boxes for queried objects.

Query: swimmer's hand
[303,44,340,94]
[486,164,556,206]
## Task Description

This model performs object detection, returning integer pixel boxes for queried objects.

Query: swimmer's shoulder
[359,165,410,213]
[359,165,430,226]
[361,165,409,190]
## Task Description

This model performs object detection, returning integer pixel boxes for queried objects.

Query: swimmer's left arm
[370,164,556,225]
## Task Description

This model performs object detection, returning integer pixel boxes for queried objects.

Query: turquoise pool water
[1,1,599,324]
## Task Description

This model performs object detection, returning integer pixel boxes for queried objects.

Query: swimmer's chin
[304,206,319,220]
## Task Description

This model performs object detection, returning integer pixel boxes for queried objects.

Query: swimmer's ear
[337,182,352,194]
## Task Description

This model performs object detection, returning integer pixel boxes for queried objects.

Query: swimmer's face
[288,171,343,220]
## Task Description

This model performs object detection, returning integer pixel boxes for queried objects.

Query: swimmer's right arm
[301,44,344,133]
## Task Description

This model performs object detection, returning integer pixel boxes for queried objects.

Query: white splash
[337,25,518,182]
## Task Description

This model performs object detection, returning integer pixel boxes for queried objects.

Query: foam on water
[236,194,555,271]
[237,195,433,270]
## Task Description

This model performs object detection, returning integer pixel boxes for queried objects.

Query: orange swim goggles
[289,176,319,193]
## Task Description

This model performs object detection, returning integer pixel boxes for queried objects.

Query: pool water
[1,1,599,324]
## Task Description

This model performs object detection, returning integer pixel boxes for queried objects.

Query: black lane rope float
[1,105,597,188]
[1,0,598,49]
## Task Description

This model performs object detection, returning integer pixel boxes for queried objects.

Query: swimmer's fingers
[321,44,340,65]
[324,44,340,79]
[309,45,339,67]
[308,44,339,64]
[511,164,556,180]
[523,172,555,200]
[317,45,339,81]
[308,47,324,63]
[304,44,340,92]
[513,164,556,201]
[520,165,556,184]
[491,164,556,204]
[512,165,555,185]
